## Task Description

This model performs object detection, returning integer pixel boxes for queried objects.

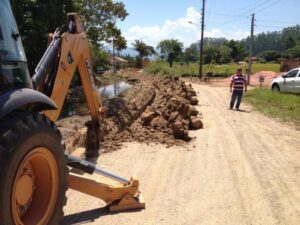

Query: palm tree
[132,40,156,68]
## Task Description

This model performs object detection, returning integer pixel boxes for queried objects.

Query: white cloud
[123,7,249,48]
[206,29,224,38]
[229,29,250,40]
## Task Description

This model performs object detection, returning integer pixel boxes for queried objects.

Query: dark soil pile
[99,77,203,152]
[58,76,203,154]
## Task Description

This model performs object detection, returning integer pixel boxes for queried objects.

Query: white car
[271,67,300,93]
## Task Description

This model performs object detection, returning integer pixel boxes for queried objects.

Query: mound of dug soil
[99,77,203,152]
[59,76,203,154]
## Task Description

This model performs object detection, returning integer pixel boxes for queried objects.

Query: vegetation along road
[62,84,300,225]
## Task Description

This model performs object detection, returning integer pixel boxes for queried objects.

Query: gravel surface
[62,84,300,225]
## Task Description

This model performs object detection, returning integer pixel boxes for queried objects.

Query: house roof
[110,56,128,63]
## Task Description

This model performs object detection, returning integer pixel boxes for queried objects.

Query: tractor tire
[0,111,68,225]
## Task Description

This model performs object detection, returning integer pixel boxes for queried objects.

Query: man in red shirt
[230,68,247,110]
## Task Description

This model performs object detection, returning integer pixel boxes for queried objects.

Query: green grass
[145,61,280,77]
[244,88,300,124]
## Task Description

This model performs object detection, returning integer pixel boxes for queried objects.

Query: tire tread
[0,111,68,224]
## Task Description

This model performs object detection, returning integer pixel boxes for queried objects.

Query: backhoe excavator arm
[31,13,145,212]
[32,13,104,122]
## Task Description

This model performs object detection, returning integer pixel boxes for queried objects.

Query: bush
[135,56,143,69]
[144,61,280,77]
[258,57,266,64]
[91,47,111,71]
[282,45,300,59]
[258,50,281,62]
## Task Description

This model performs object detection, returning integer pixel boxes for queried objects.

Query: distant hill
[104,46,158,60]
[120,47,158,60]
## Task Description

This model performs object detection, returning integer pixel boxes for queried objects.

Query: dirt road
[62,84,300,225]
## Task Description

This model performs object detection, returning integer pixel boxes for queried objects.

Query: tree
[219,45,232,64]
[11,0,128,73]
[90,44,111,71]
[186,43,199,63]
[132,40,156,68]
[258,50,281,62]
[184,42,200,62]
[224,40,239,60]
[74,0,128,50]
[157,39,183,67]
[282,45,300,59]
[203,45,219,65]
[284,36,296,50]
[204,37,227,47]
[184,48,193,66]
[114,36,127,52]
[238,25,300,55]
[11,0,75,73]
[132,40,156,59]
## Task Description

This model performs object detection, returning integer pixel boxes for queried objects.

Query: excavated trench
[57,76,203,155]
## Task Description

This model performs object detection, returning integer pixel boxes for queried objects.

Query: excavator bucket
[66,154,146,212]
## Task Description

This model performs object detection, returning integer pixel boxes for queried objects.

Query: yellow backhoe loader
[0,0,144,224]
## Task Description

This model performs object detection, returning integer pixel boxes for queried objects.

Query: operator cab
[0,0,31,94]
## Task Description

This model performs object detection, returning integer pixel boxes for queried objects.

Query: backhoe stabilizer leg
[68,174,145,212]
[66,154,145,211]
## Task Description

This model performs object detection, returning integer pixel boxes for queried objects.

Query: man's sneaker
[236,108,240,111]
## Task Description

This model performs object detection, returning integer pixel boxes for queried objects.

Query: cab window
[0,0,31,94]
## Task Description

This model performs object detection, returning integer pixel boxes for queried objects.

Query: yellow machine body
[41,13,145,212]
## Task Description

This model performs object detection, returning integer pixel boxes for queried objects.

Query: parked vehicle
[271,67,300,93]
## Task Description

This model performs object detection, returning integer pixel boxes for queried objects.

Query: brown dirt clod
[190,116,203,129]
[189,97,199,105]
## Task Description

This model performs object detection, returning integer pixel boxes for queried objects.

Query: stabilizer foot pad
[109,194,145,212]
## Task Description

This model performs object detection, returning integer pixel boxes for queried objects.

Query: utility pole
[112,38,116,74]
[247,13,255,85]
[199,0,205,79]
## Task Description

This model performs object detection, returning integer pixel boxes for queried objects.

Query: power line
[206,0,289,36]
[209,0,217,26]
[209,0,274,18]
[256,24,288,29]
[258,19,299,24]
[253,0,281,14]
[206,0,213,26]
[238,0,274,16]
[224,0,269,15]
[206,11,241,18]
[205,12,244,26]
[206,0,277,28]
[212,16,248,28]
[207,0,279,20]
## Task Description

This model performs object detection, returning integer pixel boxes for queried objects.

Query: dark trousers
[230,90,243,109]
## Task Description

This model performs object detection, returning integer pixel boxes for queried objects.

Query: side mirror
[282,74,287,78]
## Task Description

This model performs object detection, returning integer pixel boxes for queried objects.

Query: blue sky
[116,0,299,47]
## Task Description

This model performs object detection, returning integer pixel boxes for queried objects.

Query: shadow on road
[235,109,252,113]
[62,207,109,225]
[62,207,142,225]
